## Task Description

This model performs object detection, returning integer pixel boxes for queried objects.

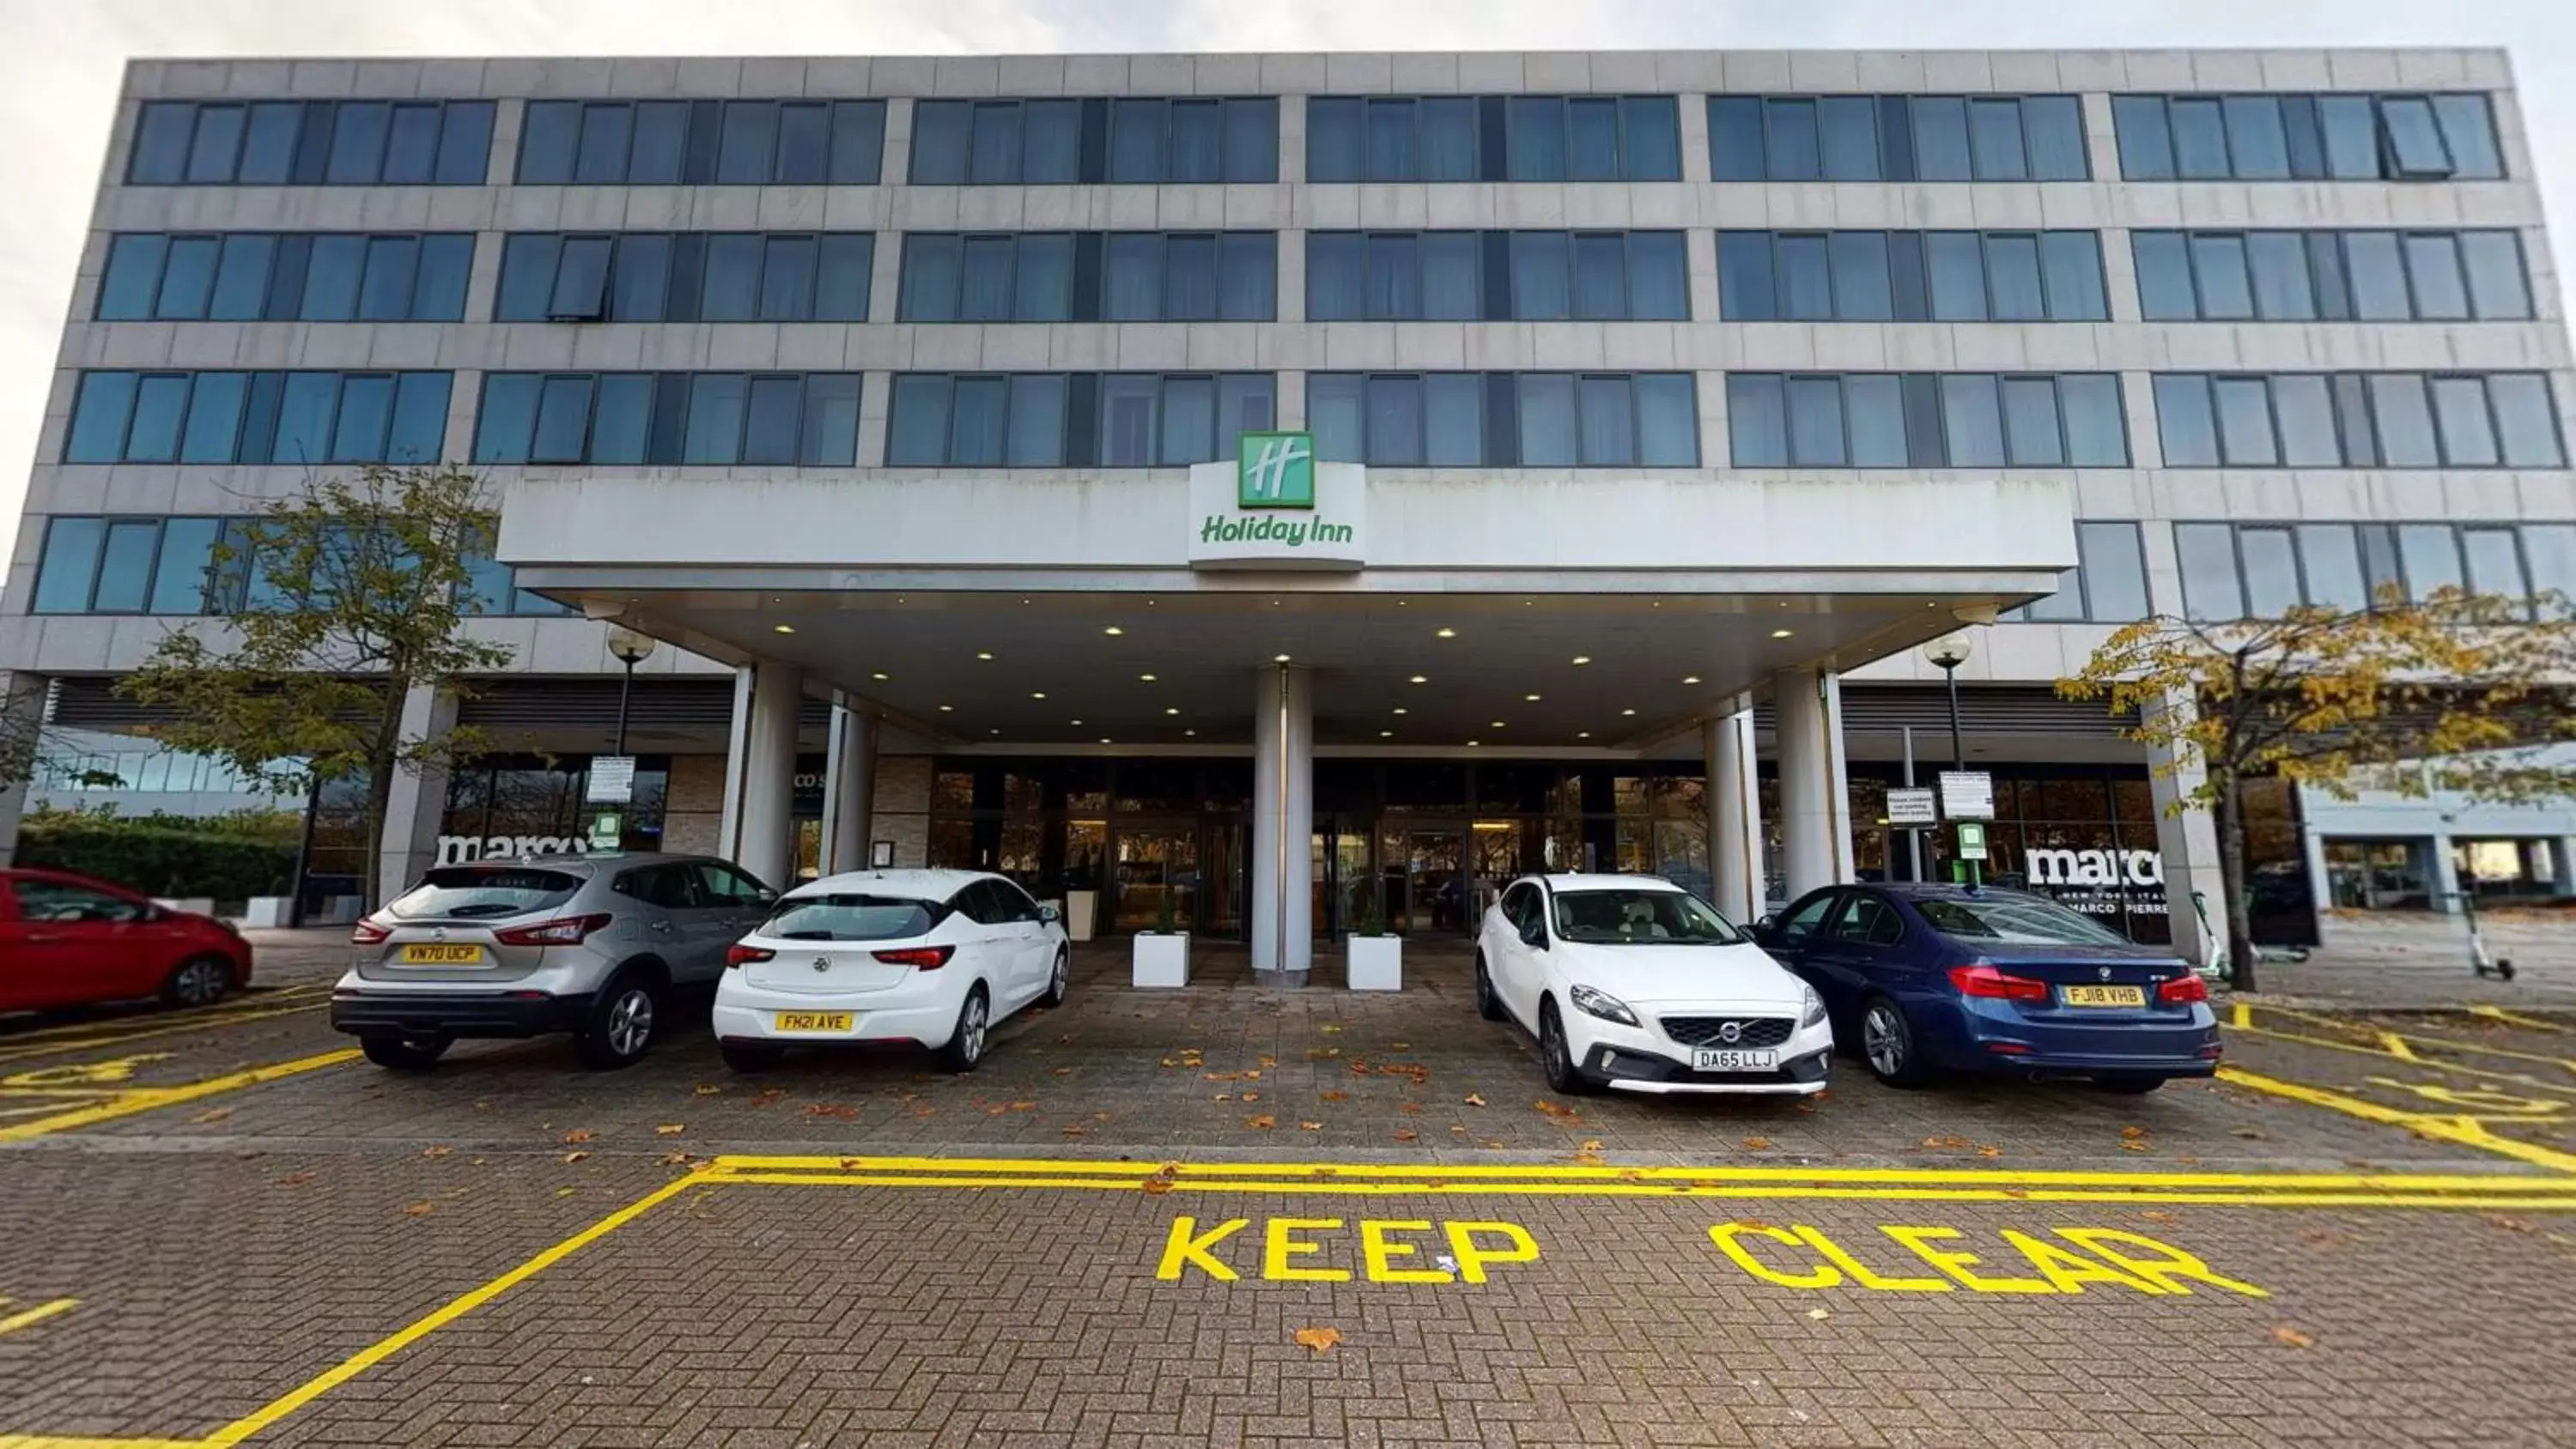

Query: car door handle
[648,920,676,934]
[26,932,63,943]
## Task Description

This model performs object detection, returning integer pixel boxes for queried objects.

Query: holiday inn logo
[1237,431,1315,508]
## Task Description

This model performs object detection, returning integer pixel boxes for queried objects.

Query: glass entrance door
[1382,827,1469,936]
[1201,822,1247,938]
[1112,827,1198,932]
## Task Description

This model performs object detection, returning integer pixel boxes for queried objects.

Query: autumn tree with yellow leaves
[2059,588,2576,991]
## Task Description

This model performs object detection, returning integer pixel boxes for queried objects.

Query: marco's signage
[1188,432,1366,571]
[438,834,587,866]
[2026,847,2169,918]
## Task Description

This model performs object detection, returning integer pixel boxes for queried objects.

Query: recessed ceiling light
[1184,729,1196,737]
[1524,694,1541,702]
[1031,691,1047,700]
[1393,707,1408,715]
[1139,672,1157,682]
[871,671,890,681]
[1681,676,1701,685]
[1436,627,1457,639]
[1577,731,1591,739]
[1103,626,1124,636]
[1380,730,1394,737]
[938,704,954,712]
[1651,601,1662,609]
[1164,706,1180,716]
[975,651,994,661]
[1571,656,1591,666]
[1273,653,1291,663]
[772,623,795,634]
[1408,675,1427,685]
[1100,737,1112,744]
[896,597,905,604]
[1771,627,1795,639]
[1522,600,1533,607]
[1021,598,1030,605]
[1621,708,1637,717]
[1490,720,1506,729]
[1467,739,1480,747]
[989,728,1001,736]
[1071,719,1083,726]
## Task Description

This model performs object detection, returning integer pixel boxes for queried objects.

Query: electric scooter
[2460,891,2517,981]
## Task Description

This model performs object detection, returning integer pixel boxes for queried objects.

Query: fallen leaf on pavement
[804,1103,860,1119]
[1293,1326,1341,1354]
[192,1107,234,1125]
[1299,1121,1323,1131]
[2230,1127,2269,1140]
[655,1124,684,1136]
[1400,1102,1424,1114]
[2270,1325,2316,1349]
[2120,1141,2152,1153]
[1244,1070,1264,1080]
[555,1186,578,1197]
[562,1151,590,1164]
[1007,1101,1038,1112]
[1463,1094,1487,1107]
[1213,1093,1233,1101]
[1320,1089,1350,1102]
[562,1130,594,1144]
[693,1084,722,1096]
[1242,1092,1261,1103]
[1319,1024,1343,1034]
[1534,1100,1579,1119]
[1806,1307,1831,1320]
[2120,1125,2148,1140]
[1742,1136,1773,1151]
[2142,1210,2177,1224]
[1732,1217,1773,1231]
[1246,1114,1277,1130]
[1389,1040,1412,1050]
[402,1201,434,1216]
[276,1171,316,1187]
[420,1145,453,1159]
[2489,1215,2533,1233]
[1308,1047,1343,1059]
[1061,1125,1087,1138]
[659,1151,692,1167]
[1258,1055,1278,1069]
[1393,1129,1419,1143]
[1203,1071,1242,1081]
[1923,1135,1974,1149]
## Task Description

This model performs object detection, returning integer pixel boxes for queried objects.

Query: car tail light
[493,913,612,947]
[2158,972,2210,1004]
[1948,963,2050,1002]
[350,919,391,945]
[873,945,955,969]
[726,944,775,968]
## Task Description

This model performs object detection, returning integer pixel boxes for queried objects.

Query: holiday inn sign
[1188,431,1366,571]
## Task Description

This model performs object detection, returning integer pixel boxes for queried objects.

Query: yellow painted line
[0,1299,78,1337]
[2225,1021,2576,1097]
[705,1169,2576,1210]
[2247,1004,2576,1076]
[2217,1067,2576,1175]
[202,1171,709,1448]
[2377,1031,2420,1061]
[2229,1001,2252,1029]
[0,1437,207,1448]
[2471,1005,2573,1034]
[0,998,331,1066]
[0,1050,358,1143]
[706,1153,2571,1193]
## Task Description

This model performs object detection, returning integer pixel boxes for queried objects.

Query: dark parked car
[1752,883,2218,1094]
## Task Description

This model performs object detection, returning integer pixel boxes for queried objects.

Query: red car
[0,866,252,1014]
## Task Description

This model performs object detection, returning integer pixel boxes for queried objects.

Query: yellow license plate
[2061,985,2147,1008]
[774,1011,854,1033]
[398,944,485,965]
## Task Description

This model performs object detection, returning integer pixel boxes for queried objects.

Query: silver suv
[331,852,777,1070]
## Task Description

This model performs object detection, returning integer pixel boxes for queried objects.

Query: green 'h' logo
[1237,432,1315,509]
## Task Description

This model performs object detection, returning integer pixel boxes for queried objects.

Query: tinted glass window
[1917,894,2126,945]
[387,868,583,920]
[1552,888,1745,945]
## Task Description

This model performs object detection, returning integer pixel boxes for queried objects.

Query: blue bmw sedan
[1752,883,2220,1094]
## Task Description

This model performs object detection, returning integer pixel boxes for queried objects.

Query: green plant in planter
[1155,888,1178,936]
[1358,888,1386,938]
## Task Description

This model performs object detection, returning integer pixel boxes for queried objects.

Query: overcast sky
[2,0,2568,573]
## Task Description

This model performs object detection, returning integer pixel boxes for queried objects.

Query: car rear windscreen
[762,894,937,942]
[386,868,583,920]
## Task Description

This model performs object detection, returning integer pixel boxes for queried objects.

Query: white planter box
[1132,931,1191,987]
[153,897,218,919]
[1346,934,1403,991]
[1066,890,1099,943]
[241,896,293,929]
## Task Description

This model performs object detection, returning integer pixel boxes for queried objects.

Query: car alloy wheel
[938,986,991,1073]
[1046,949,1071,1006]
[165,955,228,1009]
[1540,1002,1586,1094]
[1474,954,1505,1022]
[605,986,655,1058]
[959,993,987,1063]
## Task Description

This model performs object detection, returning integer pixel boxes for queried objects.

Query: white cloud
[3,0,2570,573]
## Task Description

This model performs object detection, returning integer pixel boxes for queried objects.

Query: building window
[516,99,884,185]
[2132,228,2530,321]
[27,513,567,616]
[1305,230,1686,322]
[896,232,1273,323]
[1716,230,2105,322]
[94,232,474,323]
[1307,95,1680,183]
[491,232,872,322]
[2175,521,2562,621]
[2112,92,2503,181]
[2006,521,2152,623]
[908,97,1275,185]
[1309,373,1696,468]
[1708,94,2087,181]
[127,100,493,185]
[471,372,860,466]
[884,373,1274,467]
[61,370,450,465]
[1726,373,2126,468]
[2152,373,2563,469]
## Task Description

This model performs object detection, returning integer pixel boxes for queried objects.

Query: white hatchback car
[1476,873,1832,1096]
[713,869,1070,1073]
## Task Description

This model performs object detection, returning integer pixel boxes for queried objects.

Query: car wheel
[937,985,991,1073]
[1041,948,1072,1009]
[1474,952,1507,1022]
[2093,1074,2167,1094]
[577,972,662,1070]
[361,1035,451,1070]
[720,1041,785,1073]
[161,954,234,1009]
[1538,998,1599,1096]
[1859,995,1935,1088]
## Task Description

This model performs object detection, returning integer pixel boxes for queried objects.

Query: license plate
[1692,1048,1779,1072]
[774,1011,854,1033]
[2061,985,2147,1008]
[397,944,484,966]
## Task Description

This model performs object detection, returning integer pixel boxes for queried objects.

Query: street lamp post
[1920,631,1978,887]
[605,626,658,757]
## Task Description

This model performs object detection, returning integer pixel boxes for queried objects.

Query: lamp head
[1919,629,1976,671]
[605,624,659,666]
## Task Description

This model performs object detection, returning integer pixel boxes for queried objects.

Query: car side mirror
[1518,919,1548,949]
[1039,903,1061,924]
[754,888,778,905]
[1752,914,1777,935]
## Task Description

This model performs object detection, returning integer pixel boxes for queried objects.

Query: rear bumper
[330,990,591,1040]
[1583,1043,1832,1095]
[1939,1000,2222,1078]
[712,983,961,1049]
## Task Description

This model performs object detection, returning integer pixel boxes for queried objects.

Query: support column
[821,695,878,876]
[732,659,801,890]
[2142,690,2229,967]
[1773,668,1844,902]
[1706,707,1762,923]
[374,683,459,904]
[2301,816,2335,912]
[0,670,47,868]
[716,664,756,867]
[1822,673,1856,883]
[1250,663,1313,978]
[2556,838,2576,899]
[2428,834,2462,914]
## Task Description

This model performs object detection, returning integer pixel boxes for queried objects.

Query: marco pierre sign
[2027,847,2169,918]
[1188,432,1366,571]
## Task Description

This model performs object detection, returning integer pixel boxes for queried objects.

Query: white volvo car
[1476,873,1832,1095]
[713,869,1070,1073]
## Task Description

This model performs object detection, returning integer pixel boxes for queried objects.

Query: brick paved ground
[2,934,2573,1446]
